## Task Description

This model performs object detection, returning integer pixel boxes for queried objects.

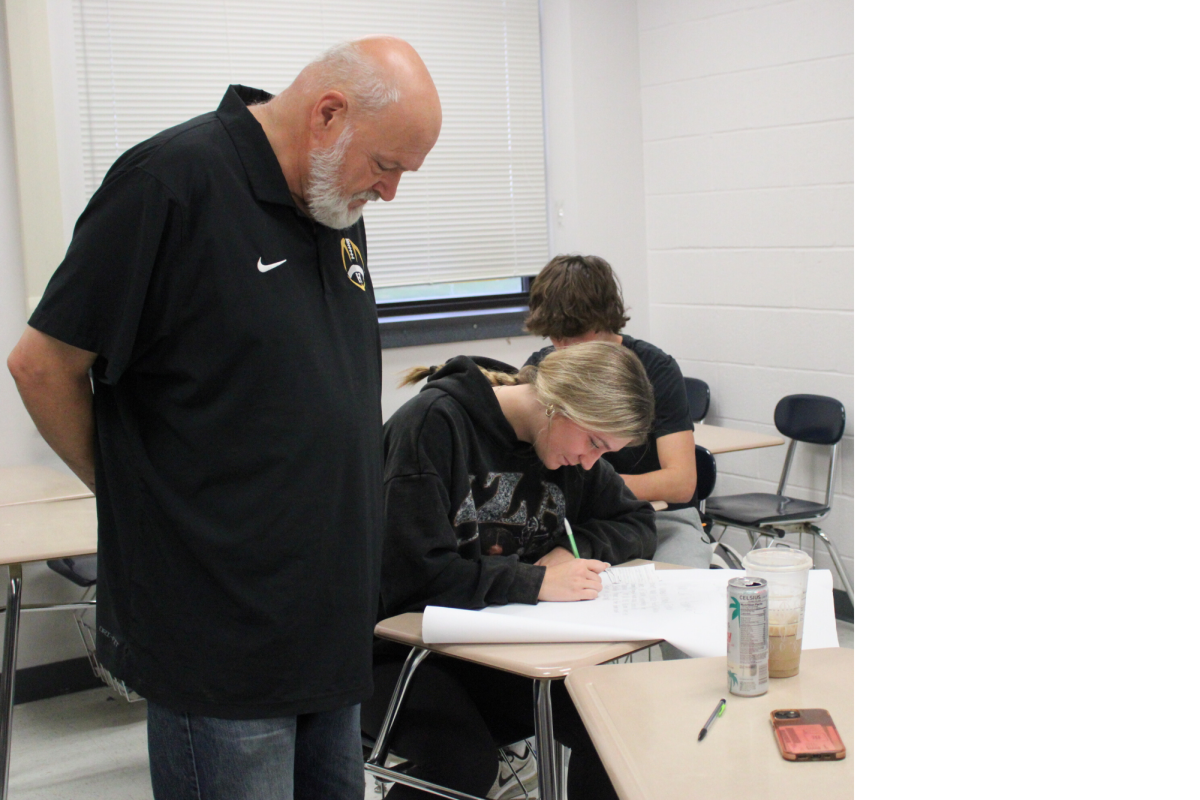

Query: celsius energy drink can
[727,577,769,697]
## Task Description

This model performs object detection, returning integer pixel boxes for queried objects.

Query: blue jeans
[147,702,364,800]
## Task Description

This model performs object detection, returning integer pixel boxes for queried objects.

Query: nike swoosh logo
[257,258,287,273]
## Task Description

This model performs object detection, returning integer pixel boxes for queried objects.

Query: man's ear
[310,91,349,138]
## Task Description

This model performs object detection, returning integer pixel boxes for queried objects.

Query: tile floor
[8,620,853,799]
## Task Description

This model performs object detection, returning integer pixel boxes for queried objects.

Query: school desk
[566,647,853,800]
[692,424,785,455]
[369,560,686,800]
[0,465,92,508]
[0,497,98,800]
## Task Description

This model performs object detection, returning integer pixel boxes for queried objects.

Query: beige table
[0,498,98,800]
[0,466,92,508]
[369,560,682,800]
[567,647,853,800]
[693,424,785,455]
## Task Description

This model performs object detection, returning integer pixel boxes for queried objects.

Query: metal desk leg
[363,648,492,800]
[555,741,569,798]
[533,678,560,800]
[1,564,24,800]
[367,646,430,768]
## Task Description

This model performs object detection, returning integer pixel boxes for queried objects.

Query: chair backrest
[683,377,710,423]
[694,445,717,503]
[773,395,845,504]
[774,394,845,444]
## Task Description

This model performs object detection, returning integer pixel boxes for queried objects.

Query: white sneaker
[490,738,538,799]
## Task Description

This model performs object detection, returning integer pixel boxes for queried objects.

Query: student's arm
[381,473,606,610]
[570,460,657,563]
[380,471,543,613]
[619,429,697,504]
[7,326,99,491]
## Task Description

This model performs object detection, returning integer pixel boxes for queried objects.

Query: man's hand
[534,546,577,569]
[537,558,609,602]
[7,326,99,491]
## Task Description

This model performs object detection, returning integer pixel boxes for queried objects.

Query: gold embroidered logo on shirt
[340,239,366,291]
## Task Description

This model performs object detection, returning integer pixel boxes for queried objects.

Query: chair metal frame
[42,555,141,702]
[364,646,569,800]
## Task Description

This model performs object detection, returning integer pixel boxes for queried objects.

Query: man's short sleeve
[29,167,176,385]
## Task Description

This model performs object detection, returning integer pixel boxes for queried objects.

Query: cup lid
[742,547,813,571]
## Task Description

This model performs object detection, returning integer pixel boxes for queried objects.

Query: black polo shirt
[29,86,383,718]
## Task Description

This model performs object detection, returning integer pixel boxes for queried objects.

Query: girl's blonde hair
[401,341,654,445]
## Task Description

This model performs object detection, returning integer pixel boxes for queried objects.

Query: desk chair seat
[706,394,854,608]
[46,555,97,587]
[704,493,828,527]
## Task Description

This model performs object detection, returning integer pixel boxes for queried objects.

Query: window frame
[376,276,536,349]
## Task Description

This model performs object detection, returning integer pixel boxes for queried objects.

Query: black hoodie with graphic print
[378,355,656,619]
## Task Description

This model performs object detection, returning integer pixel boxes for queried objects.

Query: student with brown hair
[524,254,713,569]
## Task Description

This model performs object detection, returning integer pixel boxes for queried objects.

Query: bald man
[7,38,440,799]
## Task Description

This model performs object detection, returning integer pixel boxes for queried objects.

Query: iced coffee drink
[768,611,802,678]
[744,547,812,680]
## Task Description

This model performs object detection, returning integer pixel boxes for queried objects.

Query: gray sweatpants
[652,506,711,569]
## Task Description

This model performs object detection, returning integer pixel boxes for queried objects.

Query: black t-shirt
[28,86,383,719]
[525,335,694,506]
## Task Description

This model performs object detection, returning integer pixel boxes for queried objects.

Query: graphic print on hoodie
[454,471,567,557]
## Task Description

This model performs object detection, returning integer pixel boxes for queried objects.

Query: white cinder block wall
[636,0,854,589]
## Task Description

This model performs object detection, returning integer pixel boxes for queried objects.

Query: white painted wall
[637,0,855,588]
[540,0,651,340]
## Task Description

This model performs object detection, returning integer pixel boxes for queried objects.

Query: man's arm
[619,429,697,504]
[7,326,99,491]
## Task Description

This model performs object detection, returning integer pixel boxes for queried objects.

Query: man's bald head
[254,36,442,229]
[292,36,441,127]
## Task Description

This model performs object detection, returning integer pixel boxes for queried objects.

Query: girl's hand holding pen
[538,558,609,601]
[534,546,577,568]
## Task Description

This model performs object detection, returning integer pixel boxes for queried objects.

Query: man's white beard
[306,124,380,229]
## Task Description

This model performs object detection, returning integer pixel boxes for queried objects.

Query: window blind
[71,0,548,289]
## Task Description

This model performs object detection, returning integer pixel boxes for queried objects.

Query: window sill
[379,305,534,349]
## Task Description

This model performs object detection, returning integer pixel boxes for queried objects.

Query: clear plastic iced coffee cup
[743,546,812,678]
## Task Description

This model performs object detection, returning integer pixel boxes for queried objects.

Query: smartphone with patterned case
[771,709,846,761]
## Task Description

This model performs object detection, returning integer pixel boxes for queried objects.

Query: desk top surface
[693,424,785,454]
[374,560,685,679]
[566,647,853,800]
[0,497,98,566]
[0,465,92,508]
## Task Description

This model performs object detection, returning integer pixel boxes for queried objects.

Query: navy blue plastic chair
[682,377,710,424]
[704,395,853,606]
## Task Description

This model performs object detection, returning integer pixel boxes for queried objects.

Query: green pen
[698,698,726,741]
[563,518,581,558]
